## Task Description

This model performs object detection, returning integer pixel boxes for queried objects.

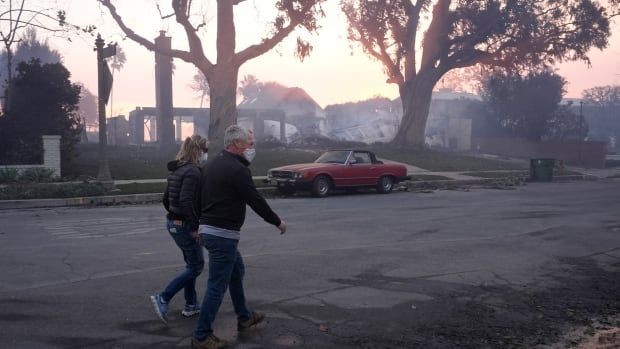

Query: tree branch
[235,1,323,65]
[235,21,298,65]
[420,0,451,71]
[403,1,427,82]
[171,0,213,73]
[376,38,404,85]
[98,0,202,66]
[156,3,175,20]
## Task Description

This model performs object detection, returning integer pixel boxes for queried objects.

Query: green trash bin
[530,158,555,182]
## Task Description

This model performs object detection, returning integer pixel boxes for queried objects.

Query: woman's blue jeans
[194,234,251,341]
[160,220,204,306]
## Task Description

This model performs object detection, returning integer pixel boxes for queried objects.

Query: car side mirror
[349,159,357,165]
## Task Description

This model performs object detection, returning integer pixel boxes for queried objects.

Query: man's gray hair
[224,125,250,148]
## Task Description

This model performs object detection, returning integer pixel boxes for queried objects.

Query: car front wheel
[377,176,394,194]
[312,175,331,198]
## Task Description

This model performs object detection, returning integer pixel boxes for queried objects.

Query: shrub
[0,168,19,183]
[0,182,105,200]
[18,167,56,182]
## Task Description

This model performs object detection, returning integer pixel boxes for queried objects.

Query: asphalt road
[1,181,619,349]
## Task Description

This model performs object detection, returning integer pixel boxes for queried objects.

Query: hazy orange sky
[44,0,620,117]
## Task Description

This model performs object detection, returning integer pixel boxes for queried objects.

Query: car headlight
[294,172,304,179]
[267,170,273,178]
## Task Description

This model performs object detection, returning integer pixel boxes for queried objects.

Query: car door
[347,151,376,186]
[326,151,353,187]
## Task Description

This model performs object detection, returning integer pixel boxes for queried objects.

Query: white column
[42,135,62,178]
[175,116,183,141]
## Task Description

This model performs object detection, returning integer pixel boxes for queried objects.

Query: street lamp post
[579,100,585,166]
[95,34,116,189]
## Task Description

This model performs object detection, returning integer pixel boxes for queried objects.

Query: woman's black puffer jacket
[163,160,201,231]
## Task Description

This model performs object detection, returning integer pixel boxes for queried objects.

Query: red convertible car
[267,149,410,197]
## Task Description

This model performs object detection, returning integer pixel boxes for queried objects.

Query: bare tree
[583,85,620,107]
[98,0,325,151]
[342,0,620,146]
[0,0,94,112]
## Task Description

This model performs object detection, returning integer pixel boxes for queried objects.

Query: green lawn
[409,174,453,181]
[369,146,525,171]
[66,144,178,180]
[67,144,321,179]
[461,171,529,178]
[461,169,582,178]
[65,144,522,180]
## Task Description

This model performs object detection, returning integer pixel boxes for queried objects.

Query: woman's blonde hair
[176,135,209,164]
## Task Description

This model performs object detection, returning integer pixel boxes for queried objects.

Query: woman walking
[150,135,209,323]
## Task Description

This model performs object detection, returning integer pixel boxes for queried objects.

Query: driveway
[0,181,618,348]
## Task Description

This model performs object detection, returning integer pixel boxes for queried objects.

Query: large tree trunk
[207,64,239,154]
[392,70,441,146]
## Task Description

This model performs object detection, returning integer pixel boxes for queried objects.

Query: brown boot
[237,311,265,331]
[190,334,228,349]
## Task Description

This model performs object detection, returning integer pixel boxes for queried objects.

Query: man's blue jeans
[194,234,251,341]
[160,220,204,306]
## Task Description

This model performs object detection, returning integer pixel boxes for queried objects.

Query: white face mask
[243,148,256,163]
[198,153,208,167]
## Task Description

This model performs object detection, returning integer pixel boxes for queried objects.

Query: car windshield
[314,151,351,164]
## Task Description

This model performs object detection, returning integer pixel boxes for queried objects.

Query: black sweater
[163,160,201,231]
[199,150,281,231]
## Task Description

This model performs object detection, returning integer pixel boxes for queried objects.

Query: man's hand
[278,220,287,235]
[191,230,201,244]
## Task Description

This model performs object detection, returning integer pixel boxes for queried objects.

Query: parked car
[267,149,410,197]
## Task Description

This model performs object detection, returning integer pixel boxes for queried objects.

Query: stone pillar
[155,31,175,146]
[128,109,145,144]
[279,111,286,142]
[194,109,210,137]
[253,111,264,140]
[42,135,61,178]
[175,116,183,141]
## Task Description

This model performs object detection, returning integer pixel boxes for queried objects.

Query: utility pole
[95,34,116,189]
[579,100,584,166]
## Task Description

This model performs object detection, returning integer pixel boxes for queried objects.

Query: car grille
[271,170,293,179]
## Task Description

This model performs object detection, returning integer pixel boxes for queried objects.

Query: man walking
[191,125,287,349]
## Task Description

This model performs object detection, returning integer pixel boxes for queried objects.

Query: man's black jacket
[163,160,201,231]
[199,150,281,231]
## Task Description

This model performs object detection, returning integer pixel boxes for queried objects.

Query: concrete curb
[0,175,598,210]
[0,193,164,210]
[0,188,278,210]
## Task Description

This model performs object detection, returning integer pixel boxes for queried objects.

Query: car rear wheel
[312,175,331,198]
[377,176,394,194]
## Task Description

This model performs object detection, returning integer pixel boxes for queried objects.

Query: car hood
[270,163,340,172]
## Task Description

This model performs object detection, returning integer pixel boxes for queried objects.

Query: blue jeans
[160,219,204,306]
[194,234,251,341]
